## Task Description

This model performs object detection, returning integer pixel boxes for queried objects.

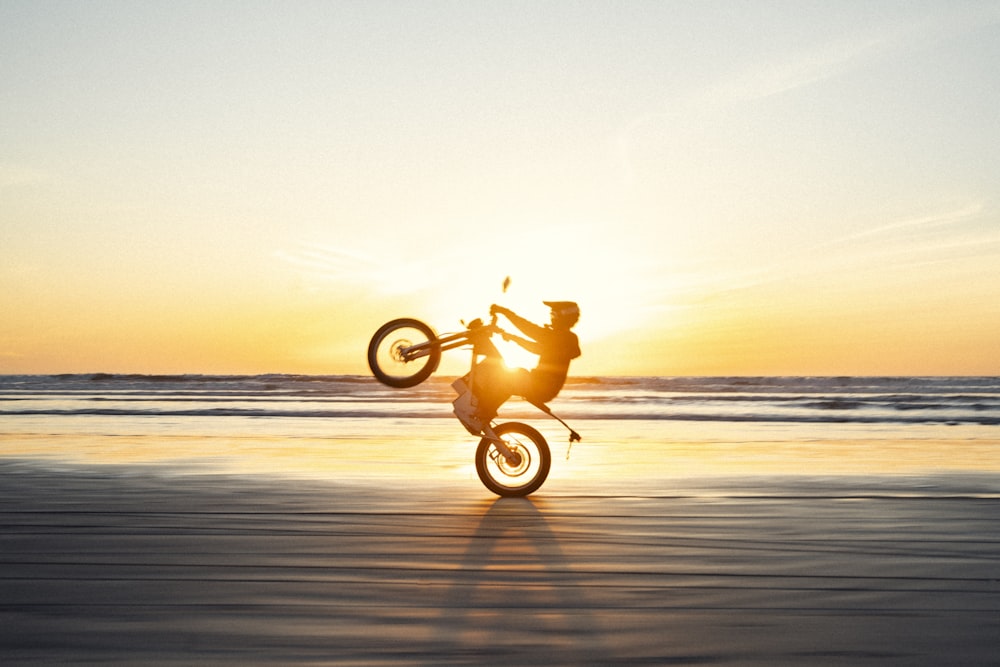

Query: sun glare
[494,337,538,370]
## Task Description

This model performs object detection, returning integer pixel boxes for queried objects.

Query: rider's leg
[472,357,510,422]
[475,367,531,422]
[469,335,537,421]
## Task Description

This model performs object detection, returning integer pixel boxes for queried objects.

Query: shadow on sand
[433,496,610,664]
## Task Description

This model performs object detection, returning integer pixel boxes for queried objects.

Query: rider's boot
[452,376,484,435]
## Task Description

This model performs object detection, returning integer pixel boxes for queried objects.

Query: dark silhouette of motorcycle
[368,311,579,496]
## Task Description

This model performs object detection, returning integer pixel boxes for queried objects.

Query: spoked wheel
[367,318,440,388]
[475,422,551,497]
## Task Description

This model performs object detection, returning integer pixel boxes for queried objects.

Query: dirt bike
[367,311,580,497]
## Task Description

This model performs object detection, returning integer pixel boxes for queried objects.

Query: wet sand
[1,461,998,665]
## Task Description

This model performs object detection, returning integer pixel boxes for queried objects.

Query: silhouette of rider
[472,301,581,421]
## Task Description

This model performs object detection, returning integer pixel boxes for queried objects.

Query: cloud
[610,18,909,188]
[713,4,1000,104]
[275,241,474,297]
[792,202,998,281]
[614,2,1000,173]
[717,34,894,104]
[833,203,986,244]
[678,201,997,302]
[276,244,409,294]
[276,244,378,285]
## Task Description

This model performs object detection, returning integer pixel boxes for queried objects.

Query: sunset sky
[2,1,999,376]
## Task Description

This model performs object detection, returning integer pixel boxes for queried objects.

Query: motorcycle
[367,310,580,496]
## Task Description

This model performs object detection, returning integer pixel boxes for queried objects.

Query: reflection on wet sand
[1,462,998,665]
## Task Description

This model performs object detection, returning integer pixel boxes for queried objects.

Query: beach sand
[1,460,998,665]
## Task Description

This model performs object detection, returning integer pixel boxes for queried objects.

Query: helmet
[544,301,580,319]
[544,301,579,317]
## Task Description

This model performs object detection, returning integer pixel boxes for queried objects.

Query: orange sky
[2,2,999,376]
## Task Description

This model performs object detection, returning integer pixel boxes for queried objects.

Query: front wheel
[367,318,440,388]
[475,422,551,497]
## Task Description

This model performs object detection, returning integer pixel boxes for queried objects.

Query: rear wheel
[367,318,439,388]
[475,422,551,497]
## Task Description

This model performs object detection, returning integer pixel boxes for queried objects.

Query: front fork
[481,424,517,462]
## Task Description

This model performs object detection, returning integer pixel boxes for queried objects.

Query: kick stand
[529,400,582,443]
[529,400,581,460]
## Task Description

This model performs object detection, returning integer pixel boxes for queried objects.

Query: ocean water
[2,374,999,482]
[2,374,998,424]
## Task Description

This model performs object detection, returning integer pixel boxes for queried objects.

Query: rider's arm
[492,306,546,341]
[503,331,543,355]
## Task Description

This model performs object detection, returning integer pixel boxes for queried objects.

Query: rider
[472,301,581,422]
